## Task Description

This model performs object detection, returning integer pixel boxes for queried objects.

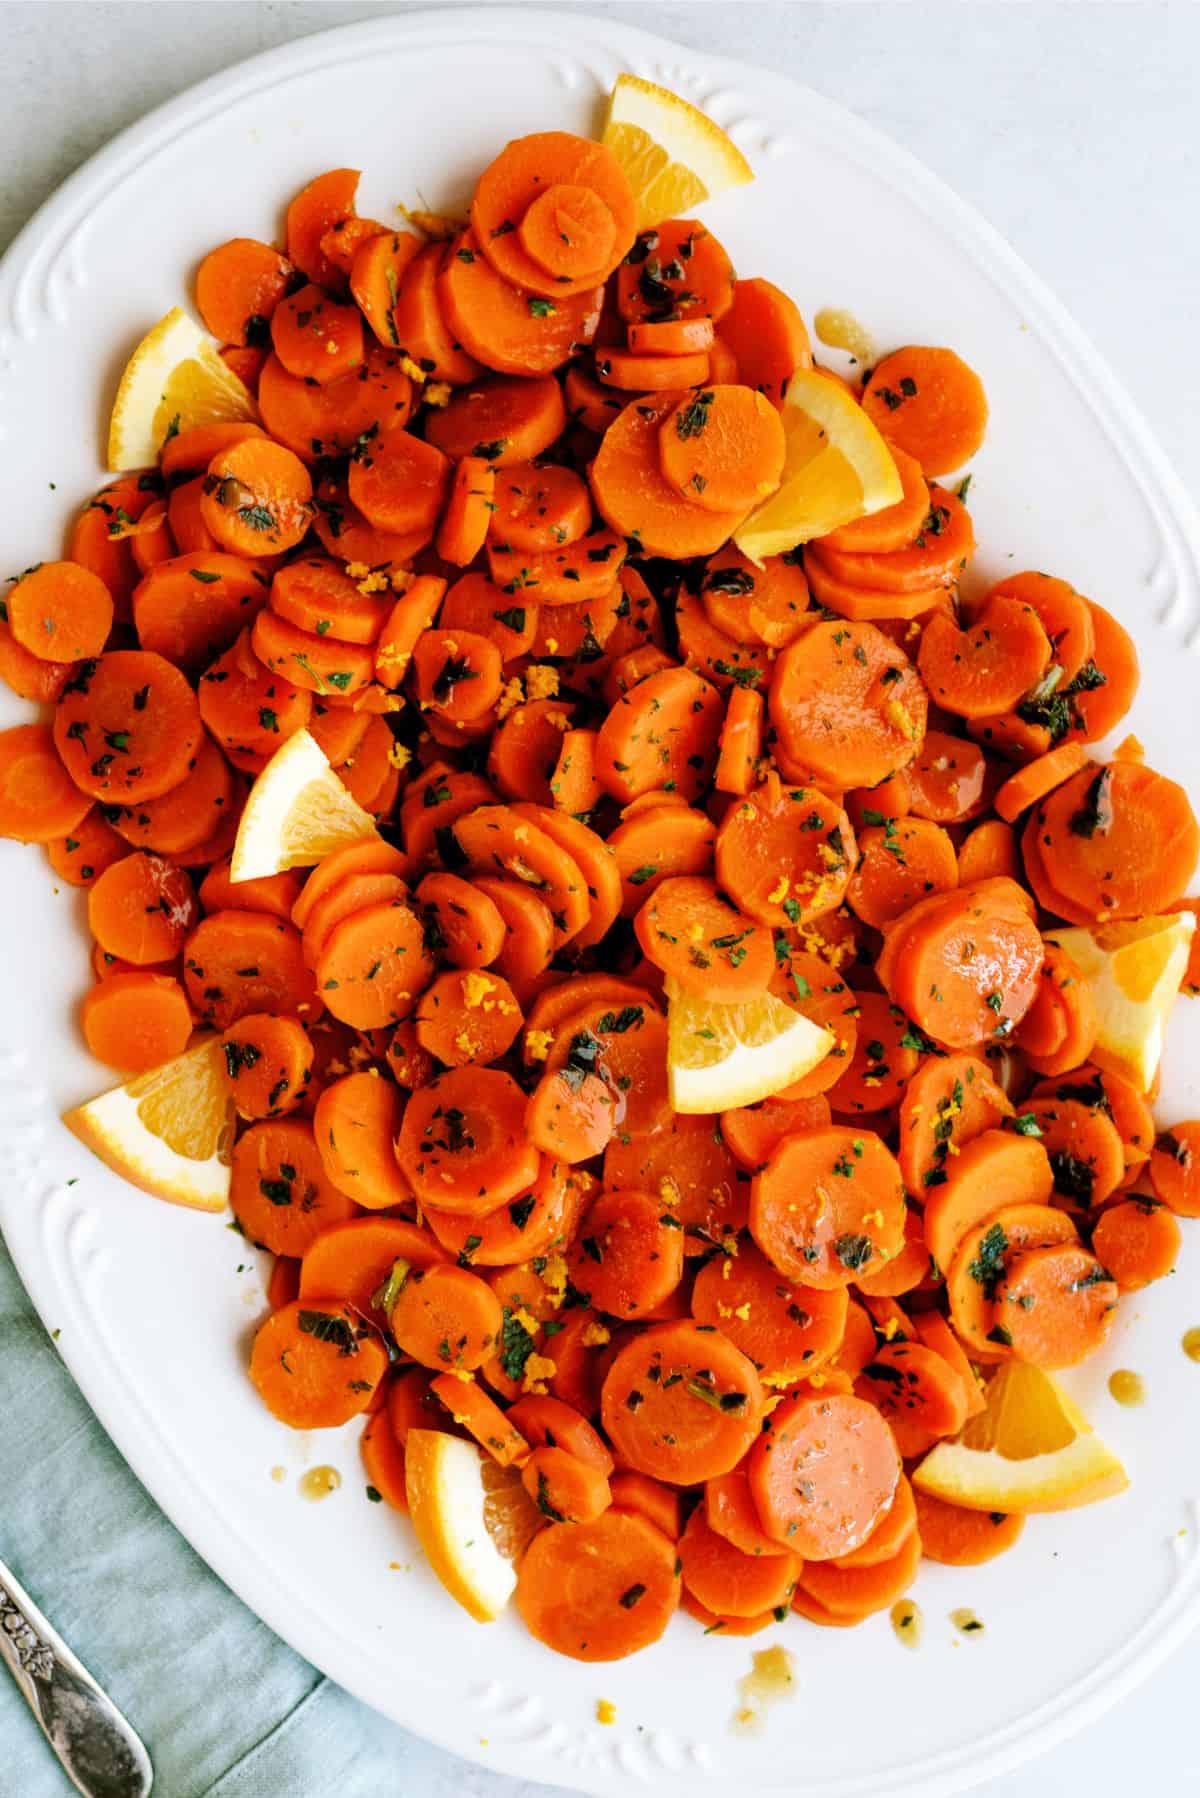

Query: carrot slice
[8,561,113,664]
[750,1127,907,1289]
[286,168,360,288]
[996,1241,1118,1368]
[46,806,129,887]
[748,1390,900,1558]
[0,616,75,704]
[87,851,197,962]
[438,571,537,664]
[80,971,192,1072]
[616,221,735,324]
[855,1338,969,1456]
[200,438,313,557]
[720,1093,832,1171]
[611,1470,680,1541]
[913,1490,1025,1565]
[957,818,1018,883]
[450,803,590,947]
[600,1320,764,1484]
[846,816,958,930]
[250,1299,387,1429]
[0,722,89,843]
[597,348,712,392]
[54,649,203,802]
[195,237,293,346]
[434,456,495,566]
[713,277,811,407]
[769,620,927,790]
[945,1202,1079,1359]
[232,1116,358,1255]
[490,461,592,552]
[715,772,854,925]
[906,729,989,823]
[827,990,922,1115]
[270,555,392,645]
[608,806,715,915]
[270,282,364,385]
[432,1376,529,1468]
[702,546,811,648]
[415,968,523,1067]
[311,1069,411,1208]
[1149,1121,1200,1216]
[923,1128,1054,1276]
[918,594,1050,721]
[797,1526,921,1617]
[692,1242,847,1379]
[389,1263,503,1371]
[879,881,1043,1049]
[1066,603,1138,743]
[347,424,450,537]
[257,346,414,462]
[628,317,716,357]
[595,665,723,804]
[183,907,318,1028]
[861,347,988,475]
[107,733,236,856]
[516,1509,680,1662]
[395,1066,540,1211]
[221,1012,312,1117]
[564,1189,684,1319]
[471,132,636,297]
[820,443,928,554]
[633,875,773,1000]
[898,1052,1012,1197]
[590,392,746,558]
[679,1505,799,1617]
[439,234,603,377]
[831,1473,917,1569]
[426,1160,587,1267]
[1037,760,1198,920]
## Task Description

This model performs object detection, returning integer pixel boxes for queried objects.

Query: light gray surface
[2,3,1199,1795]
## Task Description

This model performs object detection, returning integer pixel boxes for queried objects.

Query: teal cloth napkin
[0,1232,539,1797]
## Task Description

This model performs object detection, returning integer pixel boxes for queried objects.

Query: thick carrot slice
[80,971,192,1071]
[798,1526,921,1617]
[993,741,1091,825]
[596,347,712,392]
[312,1069,411,1208]
[258,346,414,462]
[472,876,555,989]
[183,909,318,1028]
[0,616,75,703]
[439,234,603,377]
[612,1470,680,1540]
[231,1116,358,1254]
[715,772,854,925]
[820,443,928,554]
[995,1242,1118,1368]
[250,1298,387,1429]
[431,1375,529,1468]
[300,1215,446,1318]
[679,1505,799,1616]
[435,456,495,566]
[349,228,422,347]
[702,546,811,649]
[918,594,1051,721]
[221,1012,312,1117]
[411,627,503,725]
[633,875,773,1000]
[1066,603,1138,742]
[906,729,989,824]
[414,870,503,970]
[898,1052,1012,1197]
[981,570,1096,685]
[1025,1095,1129,1209]
[705,1470,791,1560]
[1148,1120,1200,1217]
[361,1407,409,1512]
[945,1202,1079,1359]
[270,556,392,646]
[720,1093,831,1170]
[289,836,403,930]
[87,852,196,962]
[600,1320,764,1484]
[769,620,927,790]
[285,167,359,287]
[516,1508,680,1662]
[270,281,364,385]
[490,461,591,552]
[827,991,922,1115]
[692,1242,847,1379]
[1013,944,1097,1076]
[438,570,537,663]
[855,1338,969,1456]
[675,582,773,695]
[861,347,988,475]
[831,1473,917,1570]
[749,1390,900,1558]
[521,1445,611,1521]
[389,242,482,385]
[426,1160,587,1267]
[563,1189,684,1319]
[608,806,715,915]
[910,1310,986,1417]
[595,665,723,804]
[603,1110,745,1249]
[450,804,589,947]
[199,438,312,557]
[912,1490,1025,1565]
[846,816,958,930]
[312,896,433,1029]
[347,424,450,537]
[750,1127,907,1289]
[389,1263,503,1371]
[1037,761,1198,920]
[8,561,113,664]
[415,968,523,1067]
[711,277,810,408]
[957,818,1018,884]
[46,806,129,887]
[132,552,269,671]
[195,237,293,346]
[616,221,735,324]
[590,392,746,558]
[814,485,975,597]
[508,1394,613,1472]
[166,476,219,555]
[879,881,1043,1049]
[489,539,626,615]
[628,317,715,357]
[396,1066,540,1211]
[486,696,575,804]
[802,551,952,625]
[0,722,88,844]
[54,649,203,802]
[472,132,636,297]
[564,361,626,434]
[103,732,235,857]
[923,1127,1054,1276]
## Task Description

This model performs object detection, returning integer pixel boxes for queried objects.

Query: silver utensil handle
[0,1556,152,1797]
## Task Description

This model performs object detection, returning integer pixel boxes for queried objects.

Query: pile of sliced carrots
[3,122,1199,1665]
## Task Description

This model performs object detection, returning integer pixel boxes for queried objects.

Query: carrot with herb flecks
[251,1298,386,1429]
[8,561,113,664]
[435,456,496,566]
[222,1011,312,1116]
[861,346,989,475]
[750,1126,907,1288]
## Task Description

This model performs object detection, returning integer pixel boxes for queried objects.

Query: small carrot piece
[596,347,711,392]
[415,968,523,1067]
[957,818,1018,884]
[360,1408,409,1512]
[435,456,495,566]
[913,1490,1025,1565]
[412,627,503,724]
[430,1374,529,1468]
[854,1338,969,1457]
[349,228,422,347]
[616,221,734,324]
[285,167,360,288]
[678,1504,799,1617]
[1092,1195,1181,1290]
[314,897,433,1030]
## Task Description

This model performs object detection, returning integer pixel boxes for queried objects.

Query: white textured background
[1,4,1198,1795]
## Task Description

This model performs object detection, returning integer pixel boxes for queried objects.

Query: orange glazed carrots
[5,104,1197,1673]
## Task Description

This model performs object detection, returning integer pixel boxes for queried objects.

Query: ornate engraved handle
[0,1555,153,1796]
